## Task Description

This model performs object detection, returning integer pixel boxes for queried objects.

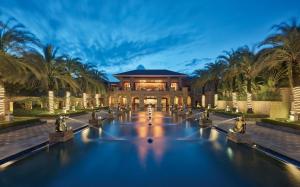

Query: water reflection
[1,110,300,187]
[286,163,300,184]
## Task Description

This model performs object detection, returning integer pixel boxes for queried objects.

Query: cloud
[185,58,212,67]
[2,0,297,81]
[93,32,196,67]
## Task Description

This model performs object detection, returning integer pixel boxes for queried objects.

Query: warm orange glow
[137,126,148,138]
[144,98,157,105]
[135,82,166,91]
[171,82,178,91]
[153,126,164,137]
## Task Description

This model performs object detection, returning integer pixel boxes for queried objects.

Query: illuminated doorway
[144,97,157,107]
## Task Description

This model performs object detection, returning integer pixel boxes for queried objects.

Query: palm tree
[0,18,37,118]
[260,19,300,118]
[203,60,227,107]
[218,49,241,111]
[63,57,106,108]
[193,69,210,107]
[237,46,261,113]
[25,44,79,113]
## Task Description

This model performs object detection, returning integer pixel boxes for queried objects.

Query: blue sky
[1,0,299,81]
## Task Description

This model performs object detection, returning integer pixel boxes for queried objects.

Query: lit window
[124,82,130,90]
[171,83,178,91]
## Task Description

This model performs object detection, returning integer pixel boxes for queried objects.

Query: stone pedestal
[89,119,98,125]
[5,114,14,122]
[199,119,212,127]
[227,132,252,144]
[49,131,74,143]
[177,110,185,116]
[289,111,299,121]
[107,113,114,119]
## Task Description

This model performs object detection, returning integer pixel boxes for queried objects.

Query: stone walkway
[0,114,90,162]
[211,114,300,162]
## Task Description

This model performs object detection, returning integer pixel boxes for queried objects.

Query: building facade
[108,70,192,110]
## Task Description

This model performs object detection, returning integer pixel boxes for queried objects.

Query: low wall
[217,100,290,119]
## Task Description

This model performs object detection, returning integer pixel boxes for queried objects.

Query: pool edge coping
[1,123,299,171]
[212,125,300,169]
[0,124,89,167]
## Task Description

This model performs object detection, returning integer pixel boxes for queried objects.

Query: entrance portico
[109,69,190,111]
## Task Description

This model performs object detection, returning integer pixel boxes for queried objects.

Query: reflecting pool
[0,111,300,187]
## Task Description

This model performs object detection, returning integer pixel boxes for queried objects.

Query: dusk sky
[1,0,299,81]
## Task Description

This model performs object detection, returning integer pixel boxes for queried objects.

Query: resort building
[108,69,192,110]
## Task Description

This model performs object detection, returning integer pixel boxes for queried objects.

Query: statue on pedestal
[55,116,67,132]
[227,115,251,144]
[201,109,210,120]
[91,111,96,120]
[233,116,246,134]
[199,109,212,126]
[50,115,73,143]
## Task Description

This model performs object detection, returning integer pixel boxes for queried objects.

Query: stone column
[167,78,171,91]
[179,78,182,91]
[157,96,162,111]
[170,96,174,106]
[48,90,54,114]
[214,94,218,108]
[183,97,187,107]
[0,83,5,119]
[95,93,100,107]
[139,96,144,110]
[83,93,87,109]
[232,92,238,110]
[290,86,300,121]
[130,78,134,91]
[127,95,132,108]
[65,91,71,111]
[201,94,206,108]
[246,93,253,113]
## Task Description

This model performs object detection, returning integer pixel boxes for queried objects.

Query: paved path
[0,114,90,162]
[211,114,300,162]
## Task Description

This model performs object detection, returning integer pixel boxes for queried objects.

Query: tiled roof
[114,69,187,76]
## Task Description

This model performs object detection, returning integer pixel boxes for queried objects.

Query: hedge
[0,117,42,131]
[261,118,300,130]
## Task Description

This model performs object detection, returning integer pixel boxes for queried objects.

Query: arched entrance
[144,97,157,107]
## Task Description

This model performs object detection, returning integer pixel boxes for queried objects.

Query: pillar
[170,96,174,106]
[95,93,100,107]
[0,83,5,119]
[48,90,54,114]
[65,91,70,111]
[183,97,187,107]
[214,94,218,108]
[139,96,144,110]
[127,95,132,108]
[201,94,205,108]
[83,93,87,109]
[232,92,238,110]
[157,96,162,111]
[290,86,300,121]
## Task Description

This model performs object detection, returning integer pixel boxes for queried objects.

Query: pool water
[1,111,300,187]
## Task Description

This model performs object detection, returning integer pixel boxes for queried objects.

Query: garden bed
[211,109,269,119]
[0,117,42,132]
[260,118,300,131]
[13,108,88,118]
